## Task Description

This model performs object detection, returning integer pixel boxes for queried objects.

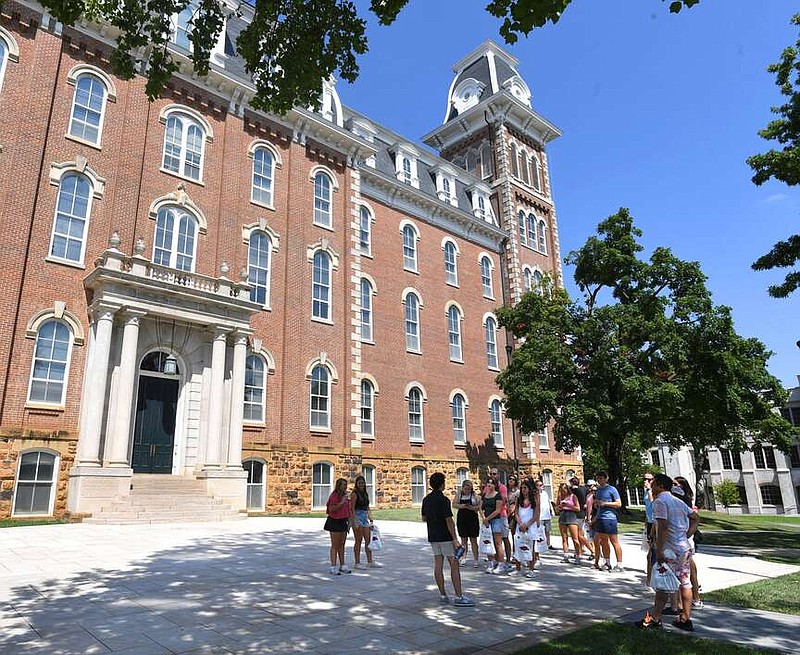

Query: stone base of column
[67,466,133,514]
[197,468,248,511]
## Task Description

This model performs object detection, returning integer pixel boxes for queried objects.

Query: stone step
[83,514,247,525]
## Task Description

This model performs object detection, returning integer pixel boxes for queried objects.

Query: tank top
[517,503,534,526]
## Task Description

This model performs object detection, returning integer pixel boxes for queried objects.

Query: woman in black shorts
[324,478,351,574]
[452,479,481,567]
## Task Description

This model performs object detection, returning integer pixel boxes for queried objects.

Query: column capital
[89,301,122,323]
[209,325,230,341]
[120,308,147,326]
[232,328,252,346]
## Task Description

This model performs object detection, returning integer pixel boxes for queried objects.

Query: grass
[0,517,70,528]
[513,621,782,655]
[704,571,800,616]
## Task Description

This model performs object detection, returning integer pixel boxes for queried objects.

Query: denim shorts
[595,517,618,535]
[354,509,370,528]
[489,517,505,534]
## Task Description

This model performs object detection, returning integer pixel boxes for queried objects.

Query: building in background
[0,1,581,520]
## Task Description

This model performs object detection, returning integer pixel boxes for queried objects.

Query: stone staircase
[83,474,247,524]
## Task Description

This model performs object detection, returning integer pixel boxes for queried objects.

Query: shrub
[715,479,742,509]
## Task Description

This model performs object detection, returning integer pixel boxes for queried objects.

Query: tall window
[243,460,265,510]
[510,143,519,177]
[313,172,332,228]
[309,364,330,430]
[251,147,274,206]
[162,112,205,181]
[531,155,541,191]
[359,206,371,254]
[753,446,776,469]
[404,292,420,352]
[523,268,533,292]
[444,241,458,285]
[248,231,271,306]
[452,393,466,444]
[538,219,547,253]
[442,177,452,202]
[402,157,412,184]
[27,320,72,405]
[171,2,197,49]
[411,466,426,504]
[526,213,536,248]
[790,444,800,469]
[243,354,266,423]
[720,449,743,470]
[480,256,493,298]
[153,205,198,271]
[490,400,503,446]
[69,73,107,145]
[402,224,418,271]
[541,470,553,502]
[360,379,374,438]
[518,210,527,245]
[12,451,57,516]
[533,270,544,295]
[363,464,376,505]
[360,278,373,342]
[520,151,530,185]
[538,425,549,450]
[49,173,92,264]
[759,485,782,505]
[485,316,499,369]
[456,467,470,485]
[408,387,424,441]
[312,251,331,321]
[0,37,8,92]
[477,195,487,220]
[447,305,462,362]
[312,462,333,509]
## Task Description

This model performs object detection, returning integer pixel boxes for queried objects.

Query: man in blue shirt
[643,473,655,588]
[593,471,624,571]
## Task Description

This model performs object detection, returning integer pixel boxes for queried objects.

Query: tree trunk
[606,436,627,510]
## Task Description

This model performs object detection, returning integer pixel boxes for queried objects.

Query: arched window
[312,462,333,509]
[526,213,536,249]
[0,37,8,93]
[519,151,529,185]
[313,172,332,228]
[411,466,426,504]
[309,364,331,430]
[69,73,108,145]
[248,231,271,307]
[490,399,503,447]
[523,267,533,292]
[480,256,493,298]
[531,155,541,191]
[480,143,493,179]
[456,467,470,485]
[447,305,463,362]
[442,177,452,201]
[485,316,499,369]
[162,112,205,181]
[402,157,413,184]
[49,173,92,264]
[402,224,418,271]
[533,270,544,295]
[243,459,265,510]
[510,143,519,178]
[153,205,198,271]
[538,219,547,253]
[477,195,487,221]
[452,393,466,444]
[360,378,374,438]
[444,241,458,285]
[12,451,58,516]
[404,292,421,352]
[359,206,371,254]
[518,210,527,245]
[312,250,332,321]
[360,277,374,342]
[27,320,73,405]
[251,147,275,206]
[362,464,376,505]
[244,354,266,423]
[408,387,424,442]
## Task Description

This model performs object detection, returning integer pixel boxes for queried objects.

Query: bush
[715,479,742,509]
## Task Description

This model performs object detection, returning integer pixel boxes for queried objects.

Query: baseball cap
[586,479,597,486]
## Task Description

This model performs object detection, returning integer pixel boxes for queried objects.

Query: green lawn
[704,572,800,616]
[513,621,782,655]
[0,517,70,528]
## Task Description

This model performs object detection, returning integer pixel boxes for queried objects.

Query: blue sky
[340,0,800,388]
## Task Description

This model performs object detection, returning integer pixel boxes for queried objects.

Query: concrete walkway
[0,517,797,655]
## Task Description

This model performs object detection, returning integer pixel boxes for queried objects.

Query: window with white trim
[523,267,533,292]
[248,230,272,307]
[360,379,374,438]
[490,399,503,447]
[452,393,466,444]
[538,424,549,450]
[520,151,530,185]
[153,205,198,271]
[510,143,519,177]
[456,467,470,485]
[533,270,544,295]
[402,157,412,184]
[485,316,499,369]
[313,172,332,228]
[49,173,92,265]
[309,364,331,430]
[363,464,376,505]
[359,206,371,254]
[402,224,418,272]
[68,73,107,145]
[312,250,332,321]
[408,387,424,442]
[312,462,333,509]
[393,146,419,188]
[244,354,266,423]
[0,37,8,93]
[526,213,536,248]
[404,292,421,352]
[360,277,373,342]
[411,466,426,504]
[27,320,73,405]
[243,459,265,510]
[171,2,197,50]
[518,210,527,245]
[442,177,452,201]
[480,256,493,298]
[251,147,275,207]
[444,241,458,286]
[447,305,463,362]
[542,469,553,503]
[531,155,541,191]
[162,112,205,181]
[538,219,547,253]
[480,143,494,179]
[12,451,58,516]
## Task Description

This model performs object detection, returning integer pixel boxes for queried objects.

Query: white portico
[68,232,261,515]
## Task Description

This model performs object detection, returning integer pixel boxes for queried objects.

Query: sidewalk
[0,517,797,655]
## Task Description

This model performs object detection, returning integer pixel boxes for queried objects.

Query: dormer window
[392,143,420,189]
[466,183,495,224]
[432,165,458,207]
[451,78,485,116]
[402,157,412,184]
[443,177,451,198]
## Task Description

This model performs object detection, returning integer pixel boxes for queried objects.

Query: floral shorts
[665,548,693,589]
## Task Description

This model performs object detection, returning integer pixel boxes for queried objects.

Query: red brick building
[0,1,581,520]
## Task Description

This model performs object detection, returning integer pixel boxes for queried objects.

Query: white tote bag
[515,529,534,562]
[651,563,680,593]
[533,524,548,555]
[369,524,384,552]
[479,523,496,556]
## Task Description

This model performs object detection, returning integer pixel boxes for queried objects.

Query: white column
[204,327,229,469]
[76,303,118,466]
[105,310,146,467]
[226,331,249,468]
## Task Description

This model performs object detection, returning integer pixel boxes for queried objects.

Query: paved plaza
[1,517,798,654]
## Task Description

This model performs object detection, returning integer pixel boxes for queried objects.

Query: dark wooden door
[131,376,178,473]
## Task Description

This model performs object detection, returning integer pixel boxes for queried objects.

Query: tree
[713,479,742,513]
[748,14,800,297]
[26,0,703,115]
[496,208,793,498]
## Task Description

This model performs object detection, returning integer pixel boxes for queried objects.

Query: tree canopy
[748,13,800,297]
[28,0,702,115]
[496,208,792,495]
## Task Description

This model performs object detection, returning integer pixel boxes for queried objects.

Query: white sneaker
[485,563,495,574]
[532,560,542,570]
[472,560,480,568]
[491,563,503,574]
[339,565,351,574]
[355,563,367,570]
[525,570,536,578]
[613,565,625,573]
[368,561,383,568]
[329,566,340,575]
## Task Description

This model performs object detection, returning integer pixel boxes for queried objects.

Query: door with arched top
[132,352,179,474]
